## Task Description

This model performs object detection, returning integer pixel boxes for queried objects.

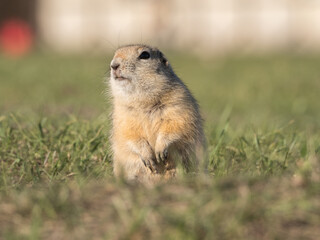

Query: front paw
[141,156,158,173]
[155,147,168,163]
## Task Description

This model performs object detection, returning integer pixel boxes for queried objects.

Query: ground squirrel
[108,44,205,183]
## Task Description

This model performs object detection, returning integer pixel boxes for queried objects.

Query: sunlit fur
[108,44,205,184]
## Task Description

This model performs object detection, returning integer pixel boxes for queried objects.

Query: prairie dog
[108,44,205,183]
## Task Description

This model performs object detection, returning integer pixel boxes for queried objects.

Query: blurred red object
[0,19,33,56]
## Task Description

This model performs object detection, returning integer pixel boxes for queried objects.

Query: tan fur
[108,44,205,184]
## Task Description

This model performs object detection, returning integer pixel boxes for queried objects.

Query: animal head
[109,44,173,99]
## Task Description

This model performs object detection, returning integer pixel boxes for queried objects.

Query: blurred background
[1,0,320,127]
[2,0,320,54]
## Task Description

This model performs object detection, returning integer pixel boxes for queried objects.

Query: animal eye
[139,51,150,60]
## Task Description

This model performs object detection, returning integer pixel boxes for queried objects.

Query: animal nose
[111,61,120,70]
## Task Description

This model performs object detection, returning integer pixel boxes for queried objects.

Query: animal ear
[162,57,169,67]
[159,51,169,67]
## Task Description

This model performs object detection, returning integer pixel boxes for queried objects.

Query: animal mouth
[113,72,130,81]
[115,76,129,81]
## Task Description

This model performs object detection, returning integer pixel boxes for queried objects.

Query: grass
[0,52,319,239]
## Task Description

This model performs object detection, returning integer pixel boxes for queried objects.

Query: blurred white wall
[37,0,320,54]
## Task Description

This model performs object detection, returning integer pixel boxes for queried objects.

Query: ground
[0,52,319,239]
